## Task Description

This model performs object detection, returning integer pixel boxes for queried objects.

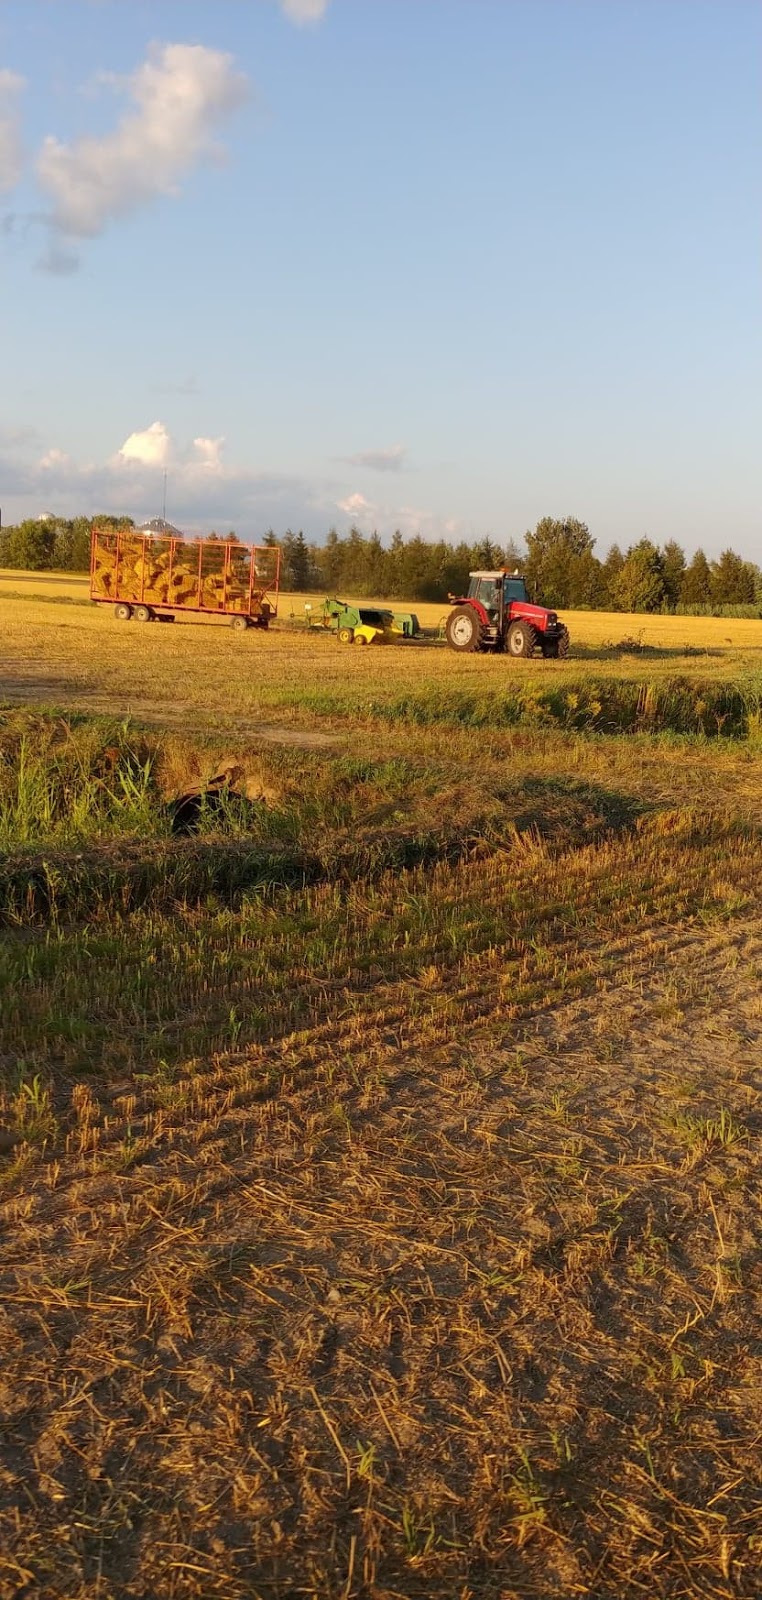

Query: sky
[0,0,760,558]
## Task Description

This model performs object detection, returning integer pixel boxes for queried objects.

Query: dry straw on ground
[0,590,761,1599]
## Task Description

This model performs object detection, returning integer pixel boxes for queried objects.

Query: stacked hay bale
[92,532,256,613]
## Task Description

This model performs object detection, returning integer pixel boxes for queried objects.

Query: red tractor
[445,570,570,658]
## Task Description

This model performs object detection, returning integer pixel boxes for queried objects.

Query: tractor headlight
[547,612,557,625]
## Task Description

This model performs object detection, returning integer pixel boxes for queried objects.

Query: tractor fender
[451,597,491,628]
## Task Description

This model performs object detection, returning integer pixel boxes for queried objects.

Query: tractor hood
[509,600,557,624]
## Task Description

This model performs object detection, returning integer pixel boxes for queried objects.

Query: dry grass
[1,596,762,749]
[1,588,762,1598]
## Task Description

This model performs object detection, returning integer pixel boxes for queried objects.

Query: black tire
[507,621,537,658]
[338,626,354,644]
[230,614,250,631]
[134,604,153,623]
[114,603,132,622]
[557,625,570,658]
[445,605,483,653]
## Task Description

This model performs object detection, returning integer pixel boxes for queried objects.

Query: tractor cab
[466,571,530,626]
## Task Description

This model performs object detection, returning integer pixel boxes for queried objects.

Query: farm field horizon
[3,563,762,653]
[1,584,762,1598]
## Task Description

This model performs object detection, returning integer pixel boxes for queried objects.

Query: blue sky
[1,0,759,557]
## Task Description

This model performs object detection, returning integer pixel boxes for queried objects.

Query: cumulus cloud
[0,422,331,532]
[192,435,225,469]
[338,492,375,518]
[36,42,247,244]
[118,420,172,467]
[343,444,408,473]
[337,487,461,540]
[280,0,330,24]
[0,69,25,193]
[1,421,452,540]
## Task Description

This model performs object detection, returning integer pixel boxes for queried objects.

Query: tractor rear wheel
[114,603,132,621]
[507,621,537,658]
[445,606,483,653]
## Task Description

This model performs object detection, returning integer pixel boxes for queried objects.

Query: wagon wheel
[114,602,133,622]
[338,626,354,644]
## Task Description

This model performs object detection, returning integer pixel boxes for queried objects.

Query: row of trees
[0,515,134,574]
[277,520,761,613]
[1,512,759,614]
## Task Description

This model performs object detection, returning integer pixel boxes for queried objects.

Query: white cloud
[36,42,247,241]
[344,445,408,473]
[280,0,330,24]
[338,492,375,518]
[118,420,172,467]
[337,487,462,540]
[0,422,455,540]
[192,435,225,470]
[0,69,25,193]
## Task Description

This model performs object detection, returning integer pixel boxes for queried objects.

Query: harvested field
[1,591,761,1599]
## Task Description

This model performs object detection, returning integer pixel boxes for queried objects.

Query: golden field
[1,582,762,1599]
[4,565,762,651]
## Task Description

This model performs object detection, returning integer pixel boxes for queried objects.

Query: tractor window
[504,578,528,603]
[468,578,501,612]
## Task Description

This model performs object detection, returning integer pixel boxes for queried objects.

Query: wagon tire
[230,614,250,631]
[114,603,133,622]
[134,604,154,623]
[338,626,354,644]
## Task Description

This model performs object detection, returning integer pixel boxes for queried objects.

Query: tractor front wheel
[445,606,483,653]
[557,625,570,657]
[507,621,537,658]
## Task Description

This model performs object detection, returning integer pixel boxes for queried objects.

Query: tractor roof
[469,569,523,580]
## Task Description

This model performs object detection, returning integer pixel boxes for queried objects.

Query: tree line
[1,512,759,614]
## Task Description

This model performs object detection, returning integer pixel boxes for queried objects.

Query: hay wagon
[90,528,281,630]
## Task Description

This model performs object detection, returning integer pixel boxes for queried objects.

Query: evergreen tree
[614,539,666,613]
[680,549,711,606]
[601,544,625,608]
[710,549,756,606]
[662,539,686,609]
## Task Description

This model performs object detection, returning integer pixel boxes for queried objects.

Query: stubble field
[1,589,761,1599]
